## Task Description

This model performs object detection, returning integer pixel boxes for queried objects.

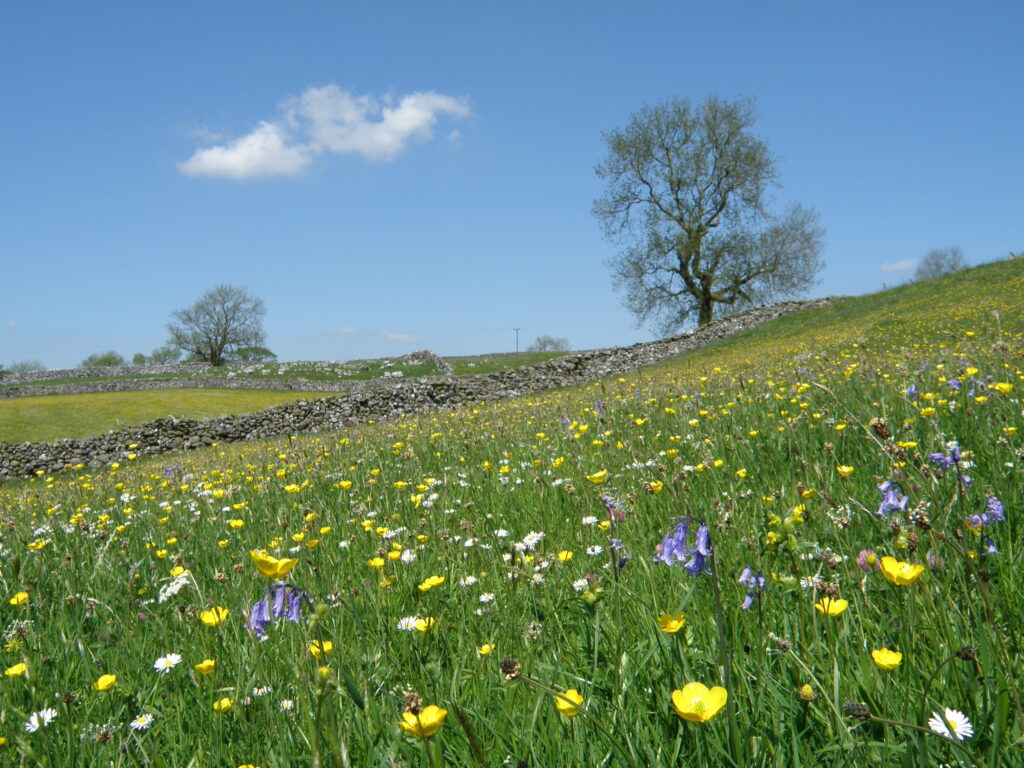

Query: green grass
[1,258,1022,767]
[0,389,327,443]
[446,351,568,375]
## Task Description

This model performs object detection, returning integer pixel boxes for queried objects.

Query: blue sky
[2,1,1021,370]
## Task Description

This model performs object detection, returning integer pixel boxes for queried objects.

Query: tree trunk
[697,284,715,326]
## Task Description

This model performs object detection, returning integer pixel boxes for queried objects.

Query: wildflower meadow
[1,258,1022,767]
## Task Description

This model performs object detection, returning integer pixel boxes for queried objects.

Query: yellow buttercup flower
[553,688,585,717]
[657,612,686,633]
[212,697,234,712]
[836,465,854,478]
[418,575,445,592]
[93,674,117,691]
[307,640,334,658]
[880,556,925,586]
[671,683,728,723]
[199,606,229,627]
[4,662,26,677]
[249,549,298,580]
[557,550,574,562]
[871,648,903,670]
[398,704,447,738]
[415,617,436,632]
[8,592,28,606]
[585,469,608,484]
[814,597,848,617]
[478,643,495,656]
[194,659,216,675]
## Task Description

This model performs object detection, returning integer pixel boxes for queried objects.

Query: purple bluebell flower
[738,566,766,610]
[876,481,909,517]
[248,592,272,636]
[654,518,690,567]
[966,496,1006,530]
[249,583,311,637]
[905,384,918,399]
[984,539,1000,556]
[960,475,973,489]
[928,452,955,469]
[654,518,713,576]
[947,378,961,392]
[986,496,1005,523]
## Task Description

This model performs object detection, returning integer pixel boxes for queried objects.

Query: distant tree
[230,346,277,362]
[913,247,968,282]
[132,352,149,366]
[526,335,571,353]
[81,351,126,368]
[166,284,266,366]
[149,345,181,365]
[7,360,47,374]
[594,96,825,333]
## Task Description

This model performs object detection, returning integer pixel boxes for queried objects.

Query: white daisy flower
[24,708,58,733]
[572,578,589,592]
[129,713,154,731]
[280,699,295,711]
[396,616,419,631]
[154,653,182,674]
[928,708,973,741]
[522,531,545,549]
[479,593,495,603]
[581,516,598,526]
[586,545,604,556]
[459,575,478,587]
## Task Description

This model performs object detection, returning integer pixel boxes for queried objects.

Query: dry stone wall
[0,298,838,479]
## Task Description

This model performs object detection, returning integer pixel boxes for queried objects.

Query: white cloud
[328,326,357,335]
[879,259,918,272]
[178,122,312,179]
[179,85,470,179]
[378,330,420,343]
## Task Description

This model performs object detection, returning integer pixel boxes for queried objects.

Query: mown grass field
[0,390,327,444]
[0,257,1022,768]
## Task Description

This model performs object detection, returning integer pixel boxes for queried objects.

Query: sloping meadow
[1,258,1022,767]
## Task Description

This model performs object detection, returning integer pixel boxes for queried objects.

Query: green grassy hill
[0,257,1021,767]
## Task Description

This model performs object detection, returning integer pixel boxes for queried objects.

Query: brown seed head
[499,658,522,681]
[843,701,871,721]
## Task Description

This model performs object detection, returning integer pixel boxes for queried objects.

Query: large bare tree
[594,96,825,333]
[167,284,266,366]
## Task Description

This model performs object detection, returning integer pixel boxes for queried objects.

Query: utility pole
[513,328,520,353]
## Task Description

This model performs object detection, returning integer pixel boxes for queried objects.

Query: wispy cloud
[879,259,918,272]
[179,85,470,179]
[328,326,357,335]
[179,122,313,179]
[6,319,15,328]
[378,330,420,343]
